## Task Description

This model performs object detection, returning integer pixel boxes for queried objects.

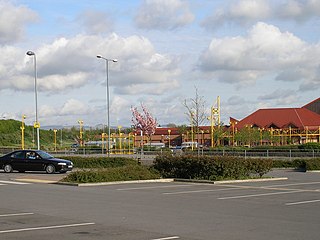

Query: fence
[0,147,319,161]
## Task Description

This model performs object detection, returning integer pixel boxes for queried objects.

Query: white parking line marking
[286,199,320,206]
[218,190,304,200]
[163,187,238,195]
[0,180,30,185]
[117,184,194,191]
[265,181,320,188]
[0,222,95,234]
[0,213,34,217]
[152,236,180,240]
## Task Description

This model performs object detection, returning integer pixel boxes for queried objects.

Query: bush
[56,156,137,169]
[298,143,320,150]
[305,158,320,171]
[153,154,273,180]
[272,158,320,171]
[272,159,305,169]
[61,165,160,183]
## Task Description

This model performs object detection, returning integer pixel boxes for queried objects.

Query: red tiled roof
[236,108,320,130]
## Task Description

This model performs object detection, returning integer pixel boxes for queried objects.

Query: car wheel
[45,164,55,174]
[4,164,13,173]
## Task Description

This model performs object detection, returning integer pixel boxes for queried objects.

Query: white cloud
[229,0,271,21]
[0,1,38,44]
[278,0,320,21]
[1,33,180,95]
[258,89,298,105]
[135,0,194,30]
[202,0,271,30]
[202,0,320,31]
[198,22,320,91]
[60,99,90,116]
[76,9,113,34]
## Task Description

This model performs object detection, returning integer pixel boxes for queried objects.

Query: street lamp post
[53,129,57,152]
[168,129,171,148]
[97,55,118,158]
[78,120,84,146]
[21,115,26,150]
[26,51,40,150]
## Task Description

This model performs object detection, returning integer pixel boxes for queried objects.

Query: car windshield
[37,151,54,159]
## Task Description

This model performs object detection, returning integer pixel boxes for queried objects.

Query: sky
[0,0,319,128]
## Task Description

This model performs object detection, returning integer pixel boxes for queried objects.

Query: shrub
[61,165,160,183]
[305,158,320,171]
[56,156,137,169]
[153,154,273,180]
[298,143,320,150]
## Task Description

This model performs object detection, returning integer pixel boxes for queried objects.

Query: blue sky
[0,0,319,128]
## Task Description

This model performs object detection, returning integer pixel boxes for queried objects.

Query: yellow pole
[118,126,122,154]
[191,112,194,150]
[53,129,57,152]
[211,107,214,148]
[306,126,309,143]
[128,133,131,154]
[21,115,26,150]
[78,120,84,146]
[168,129,171,148]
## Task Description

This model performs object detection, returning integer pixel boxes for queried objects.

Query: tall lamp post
[53,129,57,152]
[21,115,26,150]
[78,120,84,146]
[97,55,118,158]
[26,51,40,150]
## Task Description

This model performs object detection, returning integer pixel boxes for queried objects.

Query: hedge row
[56,156,137,169]
[61,165,160,183]
[272,158,320,171]
[153,154,273,180]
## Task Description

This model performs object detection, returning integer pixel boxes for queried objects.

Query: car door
[9,151,27,171]
[25,151,44,171]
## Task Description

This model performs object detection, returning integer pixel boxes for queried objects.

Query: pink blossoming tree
[131,104,157,145]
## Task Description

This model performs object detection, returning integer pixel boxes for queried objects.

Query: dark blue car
[0,150,73,174]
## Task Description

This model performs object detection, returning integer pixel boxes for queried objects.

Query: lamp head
[26,51,35,56]
[112,59,118,63]
[96,55,102,59]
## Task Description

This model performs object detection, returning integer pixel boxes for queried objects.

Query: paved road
[0,170,320,239]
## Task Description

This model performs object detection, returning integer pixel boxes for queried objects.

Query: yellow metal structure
[53,129,57,152]
[20,115,26,150]
[210,96,221,147]
[78,120,84,146]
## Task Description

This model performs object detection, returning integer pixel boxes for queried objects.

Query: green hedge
[56,156,137,169]
[298,143,320,150]
[61,165,160,183]
[272,158,320,171]
[153,154,273,180]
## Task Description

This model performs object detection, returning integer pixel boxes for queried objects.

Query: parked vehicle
[0,150,73,174]
[181,141,200,149]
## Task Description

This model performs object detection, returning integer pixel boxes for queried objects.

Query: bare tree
[183,87,207,154]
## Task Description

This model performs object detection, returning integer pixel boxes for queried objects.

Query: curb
[57,178,175,187]
[15,178,58,184]
[56,177,288,187]
[174,177,288,184]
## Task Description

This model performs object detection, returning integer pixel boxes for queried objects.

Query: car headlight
[58,163,67,166]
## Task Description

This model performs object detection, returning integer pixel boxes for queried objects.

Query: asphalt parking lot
[0,169,320,240]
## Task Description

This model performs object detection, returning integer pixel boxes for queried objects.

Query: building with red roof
[131,98,320,148]
[235,107,320,131]
[231,98,320,144]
